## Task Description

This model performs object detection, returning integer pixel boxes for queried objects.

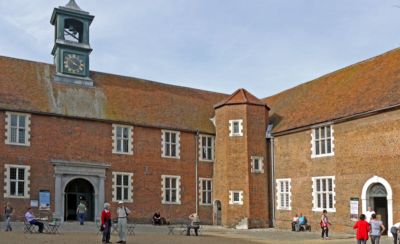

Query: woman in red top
[353,214,370,244]
[101,202,112,244]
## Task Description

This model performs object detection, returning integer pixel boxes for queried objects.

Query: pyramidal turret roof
[60,0,89,14]
[214,88,269,109]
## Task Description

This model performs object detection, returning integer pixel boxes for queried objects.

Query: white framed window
[5,112,31,146]
[276,178,291,210]
[112,172,133,203]
[161,175,181,204]
[251,156,264,173]
[311,125,334,158]
[199,178,212,205]
[312,176,336,212]
[161,130,180,158]
[4,164,30,198]
[229,190,243,205]
[112,124,133,155]
[229,119,243,137]
[199,134,215,161]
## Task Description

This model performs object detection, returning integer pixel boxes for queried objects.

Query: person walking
[353,214,370,244]
[321,210,331,240]
[76,200,87,225]
[369,214,385,244]
[116,201,131,244]
[390,222,400,244]
[101,203,112,244]
[4,202,13,231]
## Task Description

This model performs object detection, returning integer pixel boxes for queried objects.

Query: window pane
[166,144,170,156]
[171,190,176,202]
[116,187,122,200]
[11,115,18,126]
[207,137,212,146]
[315,142,320,155]
[207,181,211,190]
[285,193,289,207]
[10,128,17,143]
[207,192,212,204]
[165,132,170,143]
[123,128,129,138]
[171,133,176,143]
[116,127,122,138]
[233,192,239,201]
[285,182,289,192]
[18,128,25,143]
[202,148,206,159]
[202,137,206,147]
[202,181,206,189]
[202,192,207,203]
[321,140,326,154]
[18,169,25,180]
[117,140,121,152]
[171,178,176,188]
[123,175,129,186]
[321,127,325,139]
[322,193,327,208]
[171,144,176,157]
[10,182,16,195]
[18,182,24,195]
[326,126,331,138]
[254,159,259,170]
[315,129,319,139]
[328,179,333,191]
[10,168,17,180]
[165,178,170,188]
[233,122,239,133]
[19,116,26,127]
[316,179,320,191]
[327,140,331,153]
[116,175,122,185]
[165,189,170,202]
[280,194,284,207]
[322,179,326,191]
[123,188,128,200]
[123,140,129,152]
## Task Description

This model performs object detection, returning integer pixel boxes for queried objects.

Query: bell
[68,25,78,35]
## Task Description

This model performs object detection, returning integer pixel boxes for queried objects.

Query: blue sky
[1,0,400,98]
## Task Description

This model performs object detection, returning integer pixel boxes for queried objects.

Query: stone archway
[64,178,95,221]
[52,160,110,221]
[213,200,222,225]
[361,176,393,236]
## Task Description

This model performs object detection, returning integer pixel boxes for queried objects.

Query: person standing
[101,203,112,244]
[365,206,375,223]
[321,210,331,240]
[353,214,370,244]
[4,202,13,231]
[186,213,200,236]
[369,214,385,244]
[76,200,87,225]
[116,201,131,244]
[390,222,400,244]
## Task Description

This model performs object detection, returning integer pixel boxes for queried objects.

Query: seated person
[153,211,162,225]
[186,213,200,236]
[25,207,44,233]
[296,213,308,231]
[291,214,299,231]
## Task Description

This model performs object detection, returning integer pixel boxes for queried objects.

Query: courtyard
[0,222,395,244]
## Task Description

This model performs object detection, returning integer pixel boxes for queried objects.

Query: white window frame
[199,178,212,205]
[4,164,30,198]
[161,130,180,159]
[229,119,243,137]
[312,176,336,212]
[199,134,215,162]
[112,124,133,155]
[112,172,134,203]
[276,178,291,210]
[5,112,31,146]
[161,175,181,204]
[251,156,264,173]
[229,190,243,205]
[311,124,334,158]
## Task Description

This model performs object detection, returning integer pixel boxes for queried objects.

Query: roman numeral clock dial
[63,54,85,75]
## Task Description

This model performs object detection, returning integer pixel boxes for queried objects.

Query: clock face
[63,53,85,75]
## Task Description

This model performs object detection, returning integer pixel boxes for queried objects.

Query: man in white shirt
[391,222,400,244]
[116,201,131,244]
[24,207,44,233]
[365,206,375,223]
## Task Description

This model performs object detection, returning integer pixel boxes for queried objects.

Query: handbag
[100,225,104,231]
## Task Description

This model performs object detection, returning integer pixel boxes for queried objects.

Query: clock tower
[51,0,94,86]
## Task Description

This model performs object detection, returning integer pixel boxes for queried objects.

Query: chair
[48,217,61,234]
[95,217,102,235]
[127,222,135,236]
[24,219,37,234]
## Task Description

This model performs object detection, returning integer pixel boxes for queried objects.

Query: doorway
[213,200,222,225]
[64,178,94,221]
[368,183,388,234]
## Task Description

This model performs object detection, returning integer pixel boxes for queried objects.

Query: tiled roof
[0,56,228,134]
[214,88,269,109]
[263,48,400,133]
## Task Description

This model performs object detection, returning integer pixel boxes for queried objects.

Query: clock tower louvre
[51,0,95,86]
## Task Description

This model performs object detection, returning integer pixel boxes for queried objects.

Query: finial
[65,0,83,11]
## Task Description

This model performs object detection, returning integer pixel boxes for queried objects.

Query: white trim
[229,119,243,137]
[276,178,291,210]
[112,172,134,203]
[311,176,336,212]
[199,178,212,205]
[311,125,335,158]
[4,164,31,198]
[198,134,215,162]
[112,124,133,155]
[361,176,393,237]
[161,175,181,204]
[161,130,180,159]
[5,112,31,146]
[250,156,264,173]
[229,190,243,205]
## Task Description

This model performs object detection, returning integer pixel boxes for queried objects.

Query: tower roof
[214,88,269,109]
[60,0,89,14]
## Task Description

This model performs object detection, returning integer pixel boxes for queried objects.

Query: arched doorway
[64,178,94,221]
[362,176,393,236]
[213,200,222,225]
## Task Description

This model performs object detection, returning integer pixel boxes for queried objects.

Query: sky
[1,0,400,98]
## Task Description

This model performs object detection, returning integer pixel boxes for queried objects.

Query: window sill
[162,201,181,205]
[5,142,30,147]
[311,153,335,159]
[312,208,336,213]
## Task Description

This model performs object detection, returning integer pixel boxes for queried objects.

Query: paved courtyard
[0,222,396,244]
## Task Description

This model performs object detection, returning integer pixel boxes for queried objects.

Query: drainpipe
[270,136,276,227]
[195,130,199,214]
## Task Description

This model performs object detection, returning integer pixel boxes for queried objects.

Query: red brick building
[1,0,399,233]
